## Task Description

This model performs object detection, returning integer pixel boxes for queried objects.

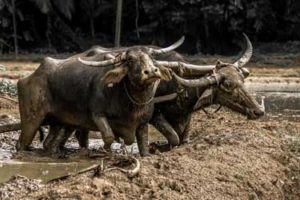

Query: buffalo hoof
[103,137,114,151]
[103,135,115,147]
[180,138,191,144]
[140,152,151,157]
[43,148,68,159]
[149,141,171,154]
[16,141,29,152]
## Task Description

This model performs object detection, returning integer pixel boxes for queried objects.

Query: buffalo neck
[123,77,156,106]
[188,87,204,110]
[192,86,217,111]
[186,86,215,111]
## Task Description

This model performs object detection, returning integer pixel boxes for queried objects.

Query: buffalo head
[77,37,186,87]
[101,50,171,87]
[172,34,265,119]
[211,62,264,119]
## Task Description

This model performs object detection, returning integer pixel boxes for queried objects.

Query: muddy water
[0,161,94,183]
[0,132,161,184]
[0,139,141,183]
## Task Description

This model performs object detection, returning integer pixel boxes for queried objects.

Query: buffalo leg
[43,124,61,150]
[43,125,67,154]
[179,118,192,144]
[170,115,191,144]
[74,129,89,156]
[16,114,45,151]
[75,129,89,149]
[48,129,66,154]
[151,113,180,147]
[17,76,49,151]
[38,126,47,142]
[136,124,150,156]
[92,115,114,150]
[57,129,89,156]
[44,127,88,151]
[58,127,74,150]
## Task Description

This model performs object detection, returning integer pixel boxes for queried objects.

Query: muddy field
[0,54,299,200]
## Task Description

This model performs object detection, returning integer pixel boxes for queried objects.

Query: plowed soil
[0,54,299,200]
[0,109,299,200]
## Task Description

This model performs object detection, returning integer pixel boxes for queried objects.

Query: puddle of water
[0,138,144,184]
[0,161,95,183]
[0,138,146,184]
[254,92,300,121]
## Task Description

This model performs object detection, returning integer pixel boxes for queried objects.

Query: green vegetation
[0,79,17,96]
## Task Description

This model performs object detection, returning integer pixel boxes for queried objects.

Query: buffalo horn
[233,33,253,69]
[78,52,126,67]
[240,67,250,78]
[148,36,185,55]
[172,72,223,88]
[155,60,215,72]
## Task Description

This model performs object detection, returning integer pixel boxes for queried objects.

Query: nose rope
[123,80,160,106]
[202,104,222,115]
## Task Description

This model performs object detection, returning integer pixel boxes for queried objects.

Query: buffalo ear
[102,66,128,84]
[193,88,213,111]
[157,65,172,81]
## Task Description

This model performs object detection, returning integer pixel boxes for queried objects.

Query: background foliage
[1,0,300,54]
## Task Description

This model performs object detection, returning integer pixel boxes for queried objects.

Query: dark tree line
[1,0,300,55]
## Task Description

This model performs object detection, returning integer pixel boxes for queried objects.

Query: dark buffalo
[16,37,187,156]
[150,34,264,147]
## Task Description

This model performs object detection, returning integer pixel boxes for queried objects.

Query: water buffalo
[16,37,186,156]
[150,34,264,147]
[43,34,264,154]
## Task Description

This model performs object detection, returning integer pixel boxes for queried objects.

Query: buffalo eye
[223,81,230,88]
[224,80,235,88]
[221,80,236,93]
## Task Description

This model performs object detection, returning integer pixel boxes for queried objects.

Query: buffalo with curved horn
[16,37,186,156]
[150,34,264,147]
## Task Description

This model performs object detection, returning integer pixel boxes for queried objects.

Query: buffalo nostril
[143,70,149,75]
[154,68,158,73]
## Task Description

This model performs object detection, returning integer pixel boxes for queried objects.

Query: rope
[123,80,159,106]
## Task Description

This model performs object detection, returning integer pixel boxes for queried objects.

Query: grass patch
[0,80,17,96]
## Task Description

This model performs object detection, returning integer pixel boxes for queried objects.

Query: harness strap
[153,93,177,104]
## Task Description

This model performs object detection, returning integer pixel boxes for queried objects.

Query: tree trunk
[11,0,18,58]
[89,0,95,39]
[202,1,209,52]
[135,0,140,40]
[115,0,123,47]
[46,14,52,51]
[90,16,95,39]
